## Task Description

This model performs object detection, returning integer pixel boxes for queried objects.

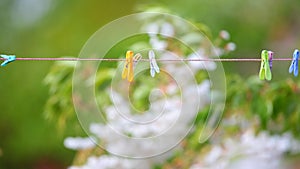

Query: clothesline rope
[1,49,298,80]
[0,57,296,62]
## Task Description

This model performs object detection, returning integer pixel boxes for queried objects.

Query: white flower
[198,80,211,107]
[181,32,204,45]
[67,16,220,169]
[204,146,223,164]
[144,23,159,34]
[188,49,216,71]
[149,35,168,50]
[69,155,143,169]
[68,166,82,169]
[160,22,175,37]
[64,137,95,150]
[190,130,300,169]
[219,30,230,40]
[143,21,175,50]
[213,47,224,56]
[165,83,178,95]
[144,22,174,37]
[224,42,236,51]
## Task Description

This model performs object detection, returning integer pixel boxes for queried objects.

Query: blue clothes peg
[268,51,273,71]
[289,49,299,77]
[148,50,160,77]
[1,55,16,67]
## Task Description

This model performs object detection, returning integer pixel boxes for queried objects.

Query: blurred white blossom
[219,30,230,40]
[68,155,140,169]
[224,42,236,52]
[144,23,160,34]
[149,35,168,50]
[160,22,175,37]
[64,137,96,150]
[143,20,175,50]
[68,50,212,169]
[143,21,175,37]
[188,49,217,71]
[190,130,300,169]
[66,12,232,169]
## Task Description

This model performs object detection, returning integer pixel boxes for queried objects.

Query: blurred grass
[0,0,300,168]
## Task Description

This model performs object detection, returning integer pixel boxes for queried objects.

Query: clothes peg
[268,51,273,71]
[289,49,299,77]
[133,53,142,67]
[148,50,160,77]
[1,55,16,67]
[259,50,272,81]
[122,51,134,82]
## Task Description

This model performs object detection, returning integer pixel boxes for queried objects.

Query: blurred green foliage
[225,75,300,136]
[149,75,300,169]
[0,0,138,168]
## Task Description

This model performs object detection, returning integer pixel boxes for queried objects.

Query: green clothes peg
[259,50,272,81]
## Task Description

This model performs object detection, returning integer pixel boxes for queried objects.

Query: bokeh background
[0,0,300,168]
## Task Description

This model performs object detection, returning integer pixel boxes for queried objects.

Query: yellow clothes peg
[122,51,134,82]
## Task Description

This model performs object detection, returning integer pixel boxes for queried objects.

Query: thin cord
[16,58,125,61]
[0,57,295,62]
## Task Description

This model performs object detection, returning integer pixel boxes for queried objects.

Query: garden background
[0,0,300,168]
